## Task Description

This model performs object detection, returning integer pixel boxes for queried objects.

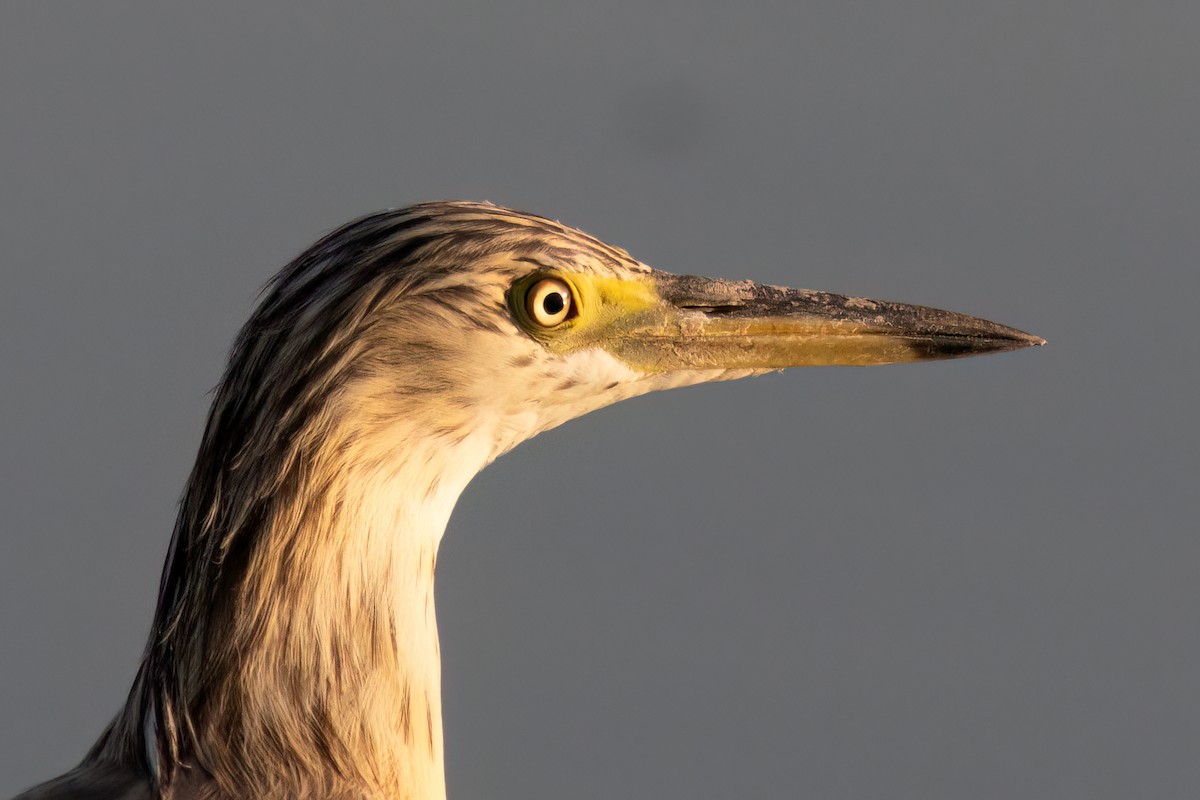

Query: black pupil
[542,291,565,315]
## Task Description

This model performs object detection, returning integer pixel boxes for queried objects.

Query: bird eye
[525,277,575,327]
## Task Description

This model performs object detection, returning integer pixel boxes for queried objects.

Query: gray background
[1,3,1196,799]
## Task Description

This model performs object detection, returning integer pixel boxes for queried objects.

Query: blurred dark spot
[620,82,710,156]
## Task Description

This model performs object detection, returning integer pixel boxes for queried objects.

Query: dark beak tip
[920,327,1045,361]
[993,328,1047,353]
[1013,330,1047,349]
[999,332,1045,350]
[978,322,1045,352]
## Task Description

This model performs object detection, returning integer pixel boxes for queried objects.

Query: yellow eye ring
[525,277,575,327]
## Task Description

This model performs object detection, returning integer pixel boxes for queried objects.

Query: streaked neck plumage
[110,389,504,799]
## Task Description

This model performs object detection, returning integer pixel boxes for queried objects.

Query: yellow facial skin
[510,272,660,350]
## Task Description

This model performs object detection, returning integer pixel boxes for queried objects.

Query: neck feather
[101,396,495,800]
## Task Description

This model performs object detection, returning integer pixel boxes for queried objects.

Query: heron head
[227,201,1041,476]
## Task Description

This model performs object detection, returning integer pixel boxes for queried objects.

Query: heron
[15,201,1042,800]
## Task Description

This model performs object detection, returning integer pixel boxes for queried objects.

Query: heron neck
[145,420,495,799]
[215,430,487,800]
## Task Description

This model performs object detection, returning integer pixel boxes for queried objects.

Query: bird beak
[604,272,1044,372]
